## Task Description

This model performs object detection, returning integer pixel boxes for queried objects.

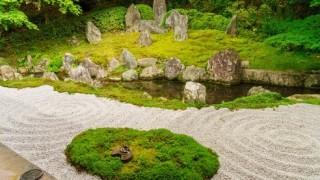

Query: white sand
[0,85,319,180]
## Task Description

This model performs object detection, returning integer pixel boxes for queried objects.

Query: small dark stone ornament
[112,145,133,162]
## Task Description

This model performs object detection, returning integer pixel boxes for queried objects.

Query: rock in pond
[122,70,138,81]
[184,81,206,103]
[247,86,270,96]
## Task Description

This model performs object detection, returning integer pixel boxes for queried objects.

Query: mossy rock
[65,128,220,179]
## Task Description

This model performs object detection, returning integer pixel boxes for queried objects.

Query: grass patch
[65,128,220,180]
[215,92,296,110]
[1,30,320,72]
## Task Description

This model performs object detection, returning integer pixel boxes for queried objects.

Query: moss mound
[65,128,220,179]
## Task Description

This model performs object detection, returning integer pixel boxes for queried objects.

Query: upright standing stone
[125,4,141,32]
[226,15,237,36]
[120,49,137,69]
[62,53,74,74]
[86,21,102,44]
[208,49,242,85]
[166,10,188,41]
[164,58,184,80]
[153,0,167,25]
[184,81,206,103]
[138,29,152,47]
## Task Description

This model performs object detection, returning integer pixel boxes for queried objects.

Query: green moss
[215,92,296,110]
[0,78,204,110]
[65,128,220,179]
[2,30,320,72]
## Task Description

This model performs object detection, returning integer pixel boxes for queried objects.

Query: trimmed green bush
[264,15,320,52]
[163,9,230,31]
[89,6,127,32]
[136,4,154,20]
[65,128,220,179]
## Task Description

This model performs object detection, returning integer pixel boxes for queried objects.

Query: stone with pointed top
[125,4,141,32]
[120,49,137,69]
[86,21,102,44]
[153,0,167,25]
[226,15,237,36]
[138,29,152,47]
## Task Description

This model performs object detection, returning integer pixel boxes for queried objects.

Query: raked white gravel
[0,85,319,180]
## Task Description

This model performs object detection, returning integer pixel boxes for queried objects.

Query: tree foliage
[0,0,81,31]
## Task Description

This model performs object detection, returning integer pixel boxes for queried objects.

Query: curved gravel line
[0,85,319,180]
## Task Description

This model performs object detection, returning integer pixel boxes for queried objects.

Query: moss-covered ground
[1,78,319,110]
[65,128,220,180]
[1,30,320,72]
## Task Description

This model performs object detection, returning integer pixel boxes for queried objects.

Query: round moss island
[65,128,220,179]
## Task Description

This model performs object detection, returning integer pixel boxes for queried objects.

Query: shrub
[163,9,230,31]
[264,15,320,52]
[136,4,154,20]
[65,128,220,179]
[89,6,127,32]
[48,55,63,73]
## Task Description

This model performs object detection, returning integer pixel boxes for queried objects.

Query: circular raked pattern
[0,85,319,179]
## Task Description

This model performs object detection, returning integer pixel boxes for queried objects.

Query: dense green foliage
[216,92,295,110]
[264,15,320,52]
[0,0,81,31]
[164,9,230,31]
[136,4,154,20]
[65,128,220,179]
[89,6,127,32]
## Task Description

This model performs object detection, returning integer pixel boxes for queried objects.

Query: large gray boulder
[208,49,242,85]
[0,65,16,81]
[42,72,59,81]
[122,70,138,81]
[69,66,93,85]
[166,10,188,41]
[138,29,152,47]
[137,58,157,68]
[61,53,74,74]
[153,0,167,25]
[184,81,206,103]
[125,4,141,32]
[138,20,166,34]
[164,58,184,80]
[108,58,120,72]
[226,15,237,36]
[140,65,164,80]
[86,21,102,44]
[182,65,206,82]
[80,58,107,79]
[247,86,270,96]
[120,49,137,69]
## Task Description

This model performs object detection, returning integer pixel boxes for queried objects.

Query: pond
[107,80,320,104]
